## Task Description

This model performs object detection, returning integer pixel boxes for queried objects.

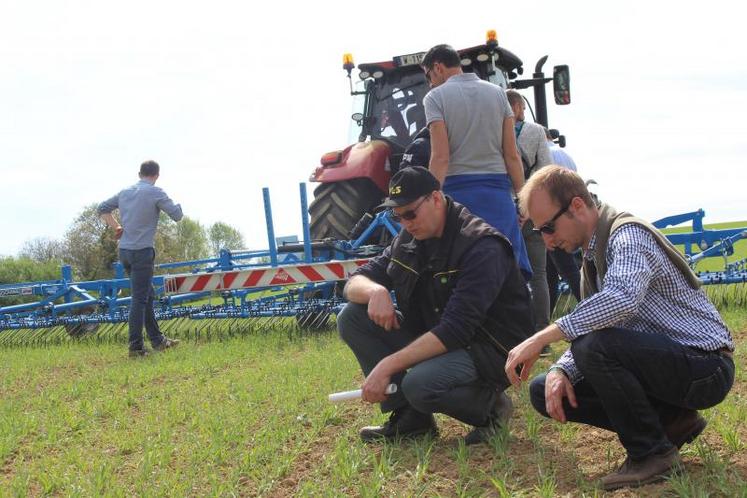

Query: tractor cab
[308,32,571,242]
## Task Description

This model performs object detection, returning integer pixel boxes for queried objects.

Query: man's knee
[571,330,611,360]
[400,367,439,414]
[336,302,368,344]
[529,374,550,418]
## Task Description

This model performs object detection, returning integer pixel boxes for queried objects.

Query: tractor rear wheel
[309,178,384,241]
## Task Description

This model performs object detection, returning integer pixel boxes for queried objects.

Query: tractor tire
[309,178,384,241]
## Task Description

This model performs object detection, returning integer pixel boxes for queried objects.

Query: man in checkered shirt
[504,166,734,491]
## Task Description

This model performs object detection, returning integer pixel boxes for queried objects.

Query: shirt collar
[584,232,597,261]
[447,72,479,83]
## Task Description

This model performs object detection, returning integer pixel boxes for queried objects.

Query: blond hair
[518,165,594,216]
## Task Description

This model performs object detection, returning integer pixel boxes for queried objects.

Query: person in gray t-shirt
[422,44,531,278]
[98,160,183,357]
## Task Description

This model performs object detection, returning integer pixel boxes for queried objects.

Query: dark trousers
[337,302,497,427]
[547,249,581,312]
[529,327,734,459]
[119,248,165,351]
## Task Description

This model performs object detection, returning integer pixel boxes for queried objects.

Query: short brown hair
[505,89,524,107]
[139,160,160,177]
[518,165,595,216]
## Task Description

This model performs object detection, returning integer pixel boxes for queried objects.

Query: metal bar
[263,187,278,267]
[300,183,312,263]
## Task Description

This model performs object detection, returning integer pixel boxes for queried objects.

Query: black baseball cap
[379,166,441,208]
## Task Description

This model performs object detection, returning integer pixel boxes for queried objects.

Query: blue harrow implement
[1,185,745,347]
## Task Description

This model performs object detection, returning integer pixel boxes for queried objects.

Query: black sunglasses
[533,200,572,235]
[390,195,430,222]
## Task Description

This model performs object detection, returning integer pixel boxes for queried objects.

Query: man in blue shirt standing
[504,166,734,490]
[99,160,184,357]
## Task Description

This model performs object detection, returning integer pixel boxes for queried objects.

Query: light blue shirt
[548,141,577,171]
[98,179,183,250]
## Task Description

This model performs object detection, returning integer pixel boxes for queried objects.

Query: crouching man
[338,166,533,444]
[505,166,734,490]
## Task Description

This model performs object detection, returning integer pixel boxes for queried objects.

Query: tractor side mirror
[351,112,364,125]
[553,65,571,105]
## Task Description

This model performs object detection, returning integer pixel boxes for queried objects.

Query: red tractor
[308,31,571,242]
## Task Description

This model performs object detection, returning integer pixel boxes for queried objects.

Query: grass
[1,307,746,496]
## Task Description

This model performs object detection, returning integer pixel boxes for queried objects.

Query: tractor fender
[312,140,391,194]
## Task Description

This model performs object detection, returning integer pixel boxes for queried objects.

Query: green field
[1,308,745,496]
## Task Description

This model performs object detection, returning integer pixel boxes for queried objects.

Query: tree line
[1,203,245,304]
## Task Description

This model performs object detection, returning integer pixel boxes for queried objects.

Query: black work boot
[464,391,514,445]
[359,407,438,442]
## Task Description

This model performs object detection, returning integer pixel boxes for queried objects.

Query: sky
[1,0,745,257]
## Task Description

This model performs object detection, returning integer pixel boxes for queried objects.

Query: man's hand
[545,369,577,423]
[114,226,124,240]
[368,287,399,331]
[505,336,545,386]
[361,360,393,403]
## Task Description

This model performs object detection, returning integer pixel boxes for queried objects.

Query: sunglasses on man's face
[390,195,430,223]
[532,200,572,235]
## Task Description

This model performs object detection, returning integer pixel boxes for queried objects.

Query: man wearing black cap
[337,166,533,444]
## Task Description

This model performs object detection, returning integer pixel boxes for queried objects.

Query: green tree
[0,256,61,305]
[208,222,245,255]
[62,204,119,281]
[19,237,65,263]
[155,215,209,265]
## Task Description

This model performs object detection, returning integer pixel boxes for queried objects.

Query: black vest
[386,197,534,389]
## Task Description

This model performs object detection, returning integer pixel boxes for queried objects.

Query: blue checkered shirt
[554,224,733,384]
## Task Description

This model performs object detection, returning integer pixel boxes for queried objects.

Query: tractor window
[368,71,429,149]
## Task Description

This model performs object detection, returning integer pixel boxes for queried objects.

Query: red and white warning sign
[163,259,370,294]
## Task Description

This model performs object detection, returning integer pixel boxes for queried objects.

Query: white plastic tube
[328,383,398,403]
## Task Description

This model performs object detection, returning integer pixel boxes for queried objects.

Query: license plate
[393,52,425,67]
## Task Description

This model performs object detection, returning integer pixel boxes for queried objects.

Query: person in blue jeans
[504,166,734,491]
[98,160,184,357]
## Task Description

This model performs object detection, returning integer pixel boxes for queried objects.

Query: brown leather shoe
[602,448,682,491]
[600,447,682,491]
[359,407,437,442]
[664,410,707,449]
[153,337,180,352]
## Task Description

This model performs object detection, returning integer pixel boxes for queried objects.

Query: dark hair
[421,44,461,70]
[505,89,524,107]
[139,160,160,177]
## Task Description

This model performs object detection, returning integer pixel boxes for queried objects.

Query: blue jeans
[337,303,497,426]
[529,327,734,459]
[119,248,165,351]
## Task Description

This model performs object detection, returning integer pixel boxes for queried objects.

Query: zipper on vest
[391,258,419,276]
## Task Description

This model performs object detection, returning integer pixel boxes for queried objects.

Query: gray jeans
[523,222,550,331]
[337,302,497,426]
[119,248,165,351]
